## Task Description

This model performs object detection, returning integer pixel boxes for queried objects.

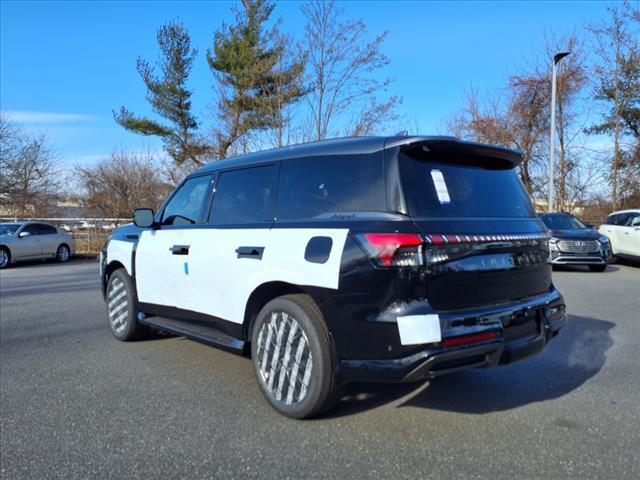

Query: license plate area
[502,308,541,342]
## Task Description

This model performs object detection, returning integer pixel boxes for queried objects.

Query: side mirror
[585,224,595,229]
[18,231,30,238]
[132,208,156,228]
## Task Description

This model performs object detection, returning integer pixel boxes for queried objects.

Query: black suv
[540,212,611,272]
[100,136,567,418]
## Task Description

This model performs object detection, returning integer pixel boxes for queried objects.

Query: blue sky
[1,0,611,168]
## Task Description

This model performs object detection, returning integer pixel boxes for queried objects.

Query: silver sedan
[0,222,76,269]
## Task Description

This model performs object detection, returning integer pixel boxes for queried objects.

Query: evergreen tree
[208,0,306,158]
[114,20,209,167]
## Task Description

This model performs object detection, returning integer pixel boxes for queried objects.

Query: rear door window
[161,175,213,226]
[399,154,534,218]
[277,154,386,220]
[625,213,640,227]
[608,213,632,226]
[209,165,276,225]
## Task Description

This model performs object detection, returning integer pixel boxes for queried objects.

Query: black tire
[0,247,10,269]
[105,268,149,341]
[589,264,607,272]
[56,244,71,263]
[250,294,342,419]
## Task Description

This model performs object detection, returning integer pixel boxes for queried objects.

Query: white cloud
[6,110,96,124]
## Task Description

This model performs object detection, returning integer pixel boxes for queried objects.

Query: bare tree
[75,149,172,218]
[301,0,401,140]
[262,32,307,147]
[0,112,61,217]
[588,0,640,209]
[451,81,548,196]
[450,35,592,210]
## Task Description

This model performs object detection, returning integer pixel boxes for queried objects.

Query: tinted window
[625,213,640,227]
[36,224,57,235]
[162,175,212,225]
[210,166,276,224]
[400,154,534,218]
[277,154,386,220]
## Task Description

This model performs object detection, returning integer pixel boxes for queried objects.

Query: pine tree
[114,20,209,167]
[208,0,306,157]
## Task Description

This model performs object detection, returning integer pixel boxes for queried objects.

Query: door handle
[170,245,190,255]
[236,246,265,260]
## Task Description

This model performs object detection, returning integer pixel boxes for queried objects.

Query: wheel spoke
[257,310,312,405]
[108,278,129,335]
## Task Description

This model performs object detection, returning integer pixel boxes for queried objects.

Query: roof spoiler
[386,136,524,168]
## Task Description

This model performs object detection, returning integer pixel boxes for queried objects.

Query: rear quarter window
[276,154,386,220]
[399,154,534,218]
[37,224,57,235]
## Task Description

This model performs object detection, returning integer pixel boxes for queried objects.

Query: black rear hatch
[398,140,551,311]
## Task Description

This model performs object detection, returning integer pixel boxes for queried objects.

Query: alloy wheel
[0,250,8,268]
[255,311,313,405]
[57,245,70,262]
[107,276,129,335]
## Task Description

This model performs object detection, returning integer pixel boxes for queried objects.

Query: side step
[138,315,245,354]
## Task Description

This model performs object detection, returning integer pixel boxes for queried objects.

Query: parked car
[100,136,567,418]
[540,212,611,272]
[0,221,76,269]
[599,209,640,262]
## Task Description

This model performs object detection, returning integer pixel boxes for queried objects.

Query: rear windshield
[400,154,534,218]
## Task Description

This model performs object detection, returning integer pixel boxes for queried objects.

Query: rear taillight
[357,233,424,267]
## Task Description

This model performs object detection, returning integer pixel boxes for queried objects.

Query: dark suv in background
[540,212,611,272]
[100,136,567,418]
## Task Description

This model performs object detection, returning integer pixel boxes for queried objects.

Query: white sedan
[599,209,640,261]
[0,222,76,269]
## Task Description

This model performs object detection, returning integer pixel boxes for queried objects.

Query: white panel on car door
[135,228,194,308]
[187,228,271,323]
[187,228,349,324]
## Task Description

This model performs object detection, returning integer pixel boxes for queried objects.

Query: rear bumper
[339,290,567,383]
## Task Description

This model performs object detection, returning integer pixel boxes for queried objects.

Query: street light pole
[548,51,571,213]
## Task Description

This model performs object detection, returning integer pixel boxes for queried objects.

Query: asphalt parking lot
[1,259,639,479]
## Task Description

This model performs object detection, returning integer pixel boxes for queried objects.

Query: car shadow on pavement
[614,257,640,268]
[328,315,614,418]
